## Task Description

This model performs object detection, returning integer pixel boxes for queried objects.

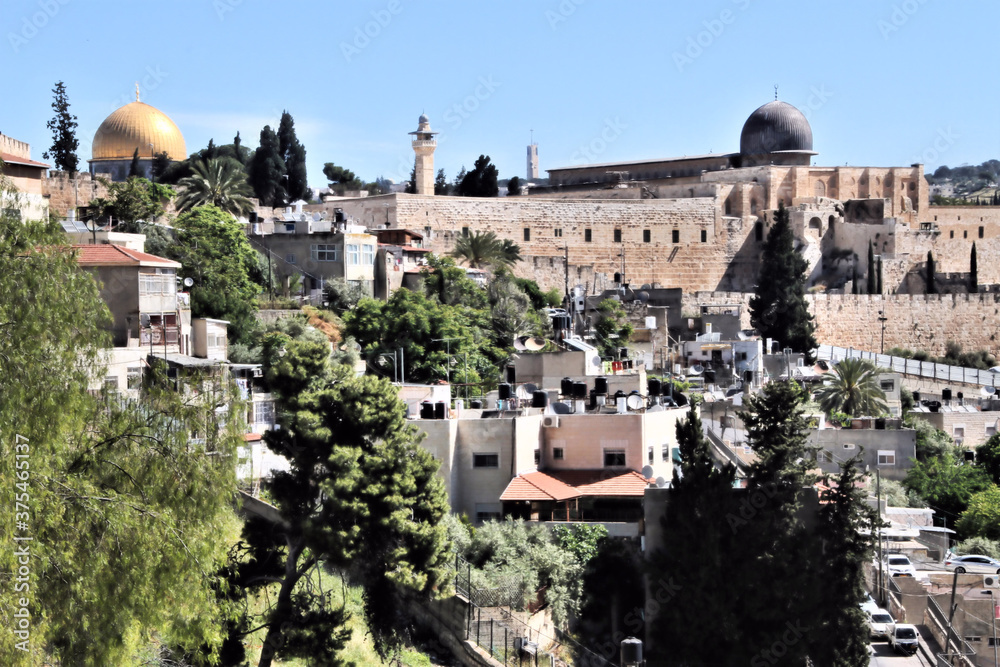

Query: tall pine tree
[749,202,818,360]
[277,111,309,204]
[43,80,79,175]
[926,250,937,294]
[248,125,286,207]
[971,242,978,293]
[866,242,877,294]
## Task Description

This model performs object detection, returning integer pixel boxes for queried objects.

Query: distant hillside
[926,159,1000,204]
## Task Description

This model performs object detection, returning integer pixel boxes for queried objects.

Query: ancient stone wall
[43,171,110,216]
[683,291,1000,358]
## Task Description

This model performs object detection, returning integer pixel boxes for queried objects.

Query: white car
[542,307,568,318]
[943,554,1000,574]
[860,593,879,615]
[888,623,919,655]
[868,608,895,640]
[884,554,917,577]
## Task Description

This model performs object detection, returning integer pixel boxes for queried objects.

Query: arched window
[814,181,826,198]
[724,200,732,215]
[809,217,822,230]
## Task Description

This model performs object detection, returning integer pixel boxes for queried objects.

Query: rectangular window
[980,226,985,239]
[554,228,563,238]
[346,244,360,265]
[877,450,895,466]
[648,446,654,464]
[643,229,651,243]
[310,244,339,262]
[584,229,592,242]
[604,449,626,467]
[285,253,296,265]
[139,273,176,296]
[880,380,895,392]
[473,453,499,468]
[613,229,622,243]
[362,244,375,265]
[701,229,707,243]
[103,376,119,391]
[534,448,540,466]
[987,425,997,437]
[843,443,856,450]
[523,228,531,242]
[553,447,564,460]
[672,229,680,243]
[254,400,275,424]
[475,503,502,523]
[126,367,142,389]
[462,227,469,237]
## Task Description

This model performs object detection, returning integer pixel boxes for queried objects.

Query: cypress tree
[876,256,883,295]
[277,111,309,204]
[971,242,979,293]
[43,80,80,175]
[851,266,859,294]
[247,125,286,207]
[749,202,818,360]
[866,243,877,294]
[128,147,142,178]
[926,251,937,294]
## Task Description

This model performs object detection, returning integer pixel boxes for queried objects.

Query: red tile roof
[243,433,263,442]
[0,152,49,169]
[74,244,181,268]
[500,469,651,502]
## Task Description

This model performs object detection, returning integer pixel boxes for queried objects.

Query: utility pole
[876,467,883,601]
[878,310,888,355]
[564,244,569,310]
[432,337,460,393]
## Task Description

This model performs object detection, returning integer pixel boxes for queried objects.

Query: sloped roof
[500,469,650,502]
[0,152,49,169]
[74,244,181,268]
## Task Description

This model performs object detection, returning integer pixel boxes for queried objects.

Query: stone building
[0,133,50,221]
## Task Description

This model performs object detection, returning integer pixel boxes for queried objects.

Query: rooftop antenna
[774,84,778,101]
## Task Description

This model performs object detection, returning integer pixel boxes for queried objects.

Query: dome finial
[774,84,778,101]
[135,82,140,102]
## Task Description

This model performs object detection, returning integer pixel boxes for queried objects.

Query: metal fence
[818,344,1000,387]
[926,594,978,666]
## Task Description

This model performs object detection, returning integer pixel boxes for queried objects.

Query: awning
[500,469,651,502]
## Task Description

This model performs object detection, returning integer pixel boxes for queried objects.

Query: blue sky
[3,0,997,188]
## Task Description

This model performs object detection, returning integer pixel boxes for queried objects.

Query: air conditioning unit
[984,575,1000,588]
[252,368,263,378]
[542,416,560,428]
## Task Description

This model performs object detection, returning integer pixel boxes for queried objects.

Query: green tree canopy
[457,155,499,197]
[434,168,451,195]
[956,485,1000,541]
[976,434,1000,484]
[277,111,309,203]
[322,162,363,194]
[813,358,889,417]
[904,452,991,529]
[248,125,286,207]
[176,157,255,216]
[594,298,633,358]
[89,176,174,232]
[749,202,818,360]
[507,176,522,196]
[43,80,79,175]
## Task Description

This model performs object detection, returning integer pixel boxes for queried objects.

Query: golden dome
[91,101,186,161]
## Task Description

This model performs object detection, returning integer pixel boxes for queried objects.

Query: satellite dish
[523,383,539,394]
[182,277,194,287]
[626,394,643,411]
[139,313,151,327]
[641,465,654,478]
[987,386,997,395]
[552,402,572,415]
[513,336,529,351]
[592,356,603,367]
[636,291,649,303]
[524,337,546,351]
[655,476,668,488]
[689,365,704,375]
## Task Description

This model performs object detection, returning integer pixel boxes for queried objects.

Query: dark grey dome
[739,101,813,155]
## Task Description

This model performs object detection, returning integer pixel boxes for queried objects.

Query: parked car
[884,554,917,577]
[860,593,879,615]
[542,307,568,318]
[888,623,919,655]
[868,608,895,641]
[943,554,1000,574]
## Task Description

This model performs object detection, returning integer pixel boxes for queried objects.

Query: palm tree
[496,238,522,269]
[176,157,255,216]
[451,230,502,269]
[814,358,888,418]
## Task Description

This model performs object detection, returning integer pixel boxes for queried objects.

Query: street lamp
[149,142,155,183]
[877,311,888,355]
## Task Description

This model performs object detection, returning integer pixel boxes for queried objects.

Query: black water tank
[614,272,621,284]
[619,347,629,360]
[943,388,953,401]
[648,378,662,396]
[912,391,921,402]
[572,381,588,399]
[420,401,434,419]
[531,390,548,408]
[505,365,516,383]
[470,399,483,409]
[620,637,643,665]
[498,383,513,400]
[434,401,447,420]
[561,377,574,397]
[594,376,609,395]
[588,391,597,410]
[615,390,626,401]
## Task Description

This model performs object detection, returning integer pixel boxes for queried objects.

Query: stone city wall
[684,291,1000,358]
[43,171,110,217]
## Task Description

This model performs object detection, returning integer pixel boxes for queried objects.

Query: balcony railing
[140,326,179,346]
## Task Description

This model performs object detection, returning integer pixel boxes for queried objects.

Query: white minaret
[409,114,438,195]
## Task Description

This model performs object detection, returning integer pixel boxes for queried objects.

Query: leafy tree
[813,358,888,417]
[594,298,633,358]
[487,269,544,348]
[975,434,1000,484]
[956,485,1000,540]
[880,478,926,508]
[867,242,877,294]
[514,276,562,310]
[457,155,499,197]
[749,202,818,360]
[420,254,488,309]
[248,125,286,207]
[926,250,937,294]
[240,350,450,664]
[954,537,1000,559]
[451,229,504,269]
[551,524,608,565]
[0,182,241,664]
[277,111,309,203]
[322,163,363,194]
[507,176,522,196]
[452,166,466,192]
[43,80,79,175]
[434,168,450,195]
[165,205,263,344]
[904,452,991,529]
[906,417,953,461]
[176,158,255,216]
[405,165,416,194]
[575,538,644,663]
[151,151,171,181]
[323,277,371,315]
[128,147,142,178]
[89,176,174,232]
[971,242,979,293]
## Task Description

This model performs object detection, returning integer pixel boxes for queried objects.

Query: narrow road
[869,640,932,666]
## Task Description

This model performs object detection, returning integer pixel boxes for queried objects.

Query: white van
[888,623,919,655]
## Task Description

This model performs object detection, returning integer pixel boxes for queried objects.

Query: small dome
[92,101,186,160]
[739,101,812,155]
[418,113,429,124]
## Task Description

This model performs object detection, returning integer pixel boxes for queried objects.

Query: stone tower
[526,143,538,179]
[409,113,438,195]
